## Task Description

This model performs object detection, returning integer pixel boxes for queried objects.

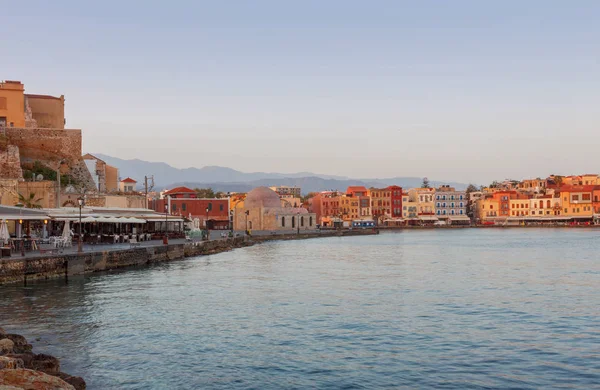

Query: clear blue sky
[3,0,599,184]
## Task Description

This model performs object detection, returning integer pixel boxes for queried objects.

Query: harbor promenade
[0,229,378,285]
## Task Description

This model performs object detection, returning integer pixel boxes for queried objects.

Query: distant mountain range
[93,154,470,194]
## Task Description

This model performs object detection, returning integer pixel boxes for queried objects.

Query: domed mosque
[234,187,317,232]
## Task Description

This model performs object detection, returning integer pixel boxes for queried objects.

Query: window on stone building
[309,216,313,226]
[301,216,304,227]
[282,217,285,227]
[172,204,177,211]
[292,216,296,228]
[181,203,186,211]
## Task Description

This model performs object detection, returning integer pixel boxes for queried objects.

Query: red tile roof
[164,186,196,195]
[346,186,368,193]
[558,185,599,192]
[121,177,137,183]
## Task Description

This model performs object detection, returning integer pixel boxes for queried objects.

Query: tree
[194,188,216,198]
[421,177,430,188]
[465,184,479,219]
[16,192,43,209]
[465,184,478,194]
[301,192,318,203]
[554,175,564,187]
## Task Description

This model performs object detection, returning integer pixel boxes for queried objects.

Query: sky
[2,0,599,184]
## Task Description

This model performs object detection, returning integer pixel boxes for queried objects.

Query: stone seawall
[0,230,377,286]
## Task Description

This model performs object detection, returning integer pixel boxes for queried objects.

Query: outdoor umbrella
[62,220,71,239]
[0,220,9,245]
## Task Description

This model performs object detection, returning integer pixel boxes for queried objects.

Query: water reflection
[1,229,599,389]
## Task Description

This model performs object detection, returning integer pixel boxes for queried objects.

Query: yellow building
[475,197,500,221]
[530,196,562,217]
[339,195,360,221]
[509,198,531,217]
[408,188,435,215]
[559,186,595,219]
[0,80,26,128]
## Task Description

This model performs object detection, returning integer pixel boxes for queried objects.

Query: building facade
[269,186,301,198]
[434,185,467,221]
[310,191,341,226]
[559,185,595,220]
[151,186,230,229]
[119,178,137,193]
[83,153,119,193]
[370,185,403,223]
[233,187,316,232]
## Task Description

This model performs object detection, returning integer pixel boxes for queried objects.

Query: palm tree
[16,193,43,209]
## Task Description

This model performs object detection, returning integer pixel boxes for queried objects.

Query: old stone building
[0,80,94,184]
[83,153,119,193]
[233,187,317,232]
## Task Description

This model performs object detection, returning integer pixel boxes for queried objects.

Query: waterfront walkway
[2,229,342,259]
[3,238,190,259]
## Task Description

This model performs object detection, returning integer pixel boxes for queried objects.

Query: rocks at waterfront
[0,369,74,390]
[0,340,14,355]
[0,331,85,390]
[0,356,24,370]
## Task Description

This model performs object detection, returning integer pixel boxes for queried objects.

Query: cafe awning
[449,215,471,221]
[418,216,439,221]
[0,205,50,221]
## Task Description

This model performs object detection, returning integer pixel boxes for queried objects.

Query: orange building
[310,191,341,226]
[344,186,371,220]
[0,80,26,127]
[594,188,600,214]
[0,80,65,129]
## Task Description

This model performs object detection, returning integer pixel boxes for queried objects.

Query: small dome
[244,187,282,209]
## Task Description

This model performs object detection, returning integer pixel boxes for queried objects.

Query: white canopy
[449,215,471,221]
[419,216,439,221]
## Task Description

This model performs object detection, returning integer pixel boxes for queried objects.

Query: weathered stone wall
[0,179,19,206]
[17,181,57,209]
[2,128,95,191]
[0,238,247,285]
[0,145,23,179]
[4,128,80,163]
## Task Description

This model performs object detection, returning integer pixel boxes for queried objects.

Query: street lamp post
[77,196,84,253]
[164,203,169,245]
[19,219,24,257]
[205,207,210,240]
[227,192,232,231]
[245,210,249,235]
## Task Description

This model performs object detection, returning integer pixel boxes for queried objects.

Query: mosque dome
[244,187,282,209]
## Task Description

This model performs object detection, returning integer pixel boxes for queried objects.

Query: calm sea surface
[1,229,599,389]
